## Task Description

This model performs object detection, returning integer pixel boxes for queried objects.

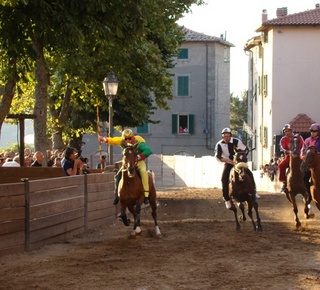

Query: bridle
[122,146,138,176]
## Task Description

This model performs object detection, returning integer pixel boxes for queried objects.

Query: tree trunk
[33,41,49,163]
[52,126,65,150]
[0,58,17,137]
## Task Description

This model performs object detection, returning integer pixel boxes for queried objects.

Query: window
[172,114,195,134]
[263,74,268,96]
[137,123,148,134]
[177,48,188,59]
[263,126,268,148]
[177,75,189,97]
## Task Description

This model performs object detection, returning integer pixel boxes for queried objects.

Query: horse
[285,134,313,228]
[300,146,320,211]
[118,145,161,236]
[229,150,262,231]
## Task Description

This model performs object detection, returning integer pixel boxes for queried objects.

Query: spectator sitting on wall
[61,147,85,176]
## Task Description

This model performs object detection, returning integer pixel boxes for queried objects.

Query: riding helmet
[282,124,292,134]
[221,127,232,136]
[310,123,320,132]
[122,129,134,139]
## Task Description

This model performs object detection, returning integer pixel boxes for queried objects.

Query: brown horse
[301,146,320,211]
[118,146,161,236]
[229,150,262,231]
[285,134,313,228]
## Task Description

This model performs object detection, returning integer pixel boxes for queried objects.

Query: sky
[177,0,319,97]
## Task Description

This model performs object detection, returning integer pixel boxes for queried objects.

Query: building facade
[244,5,320,170]
[140,28,233,157]
[82,27,234,162]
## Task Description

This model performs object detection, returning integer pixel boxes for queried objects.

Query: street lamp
[103,71,119,165]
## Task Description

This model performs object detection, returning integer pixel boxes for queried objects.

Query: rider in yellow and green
[98,129,153,205]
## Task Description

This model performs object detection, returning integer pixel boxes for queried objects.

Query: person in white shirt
[215,127,258,209]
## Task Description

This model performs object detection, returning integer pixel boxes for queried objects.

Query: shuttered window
[137,123,148,134]
[177,76,189,97]
[172,114,195,135]
[178,48,188,59]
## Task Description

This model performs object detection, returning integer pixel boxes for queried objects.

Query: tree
[0,0,203,153]
[230,92,248,138]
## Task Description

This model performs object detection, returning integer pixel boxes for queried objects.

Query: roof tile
[181,27,234,47]
[289,113,315,132]
[257,7,320,31]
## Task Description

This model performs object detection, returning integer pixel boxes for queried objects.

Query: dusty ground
[1,187,320,290]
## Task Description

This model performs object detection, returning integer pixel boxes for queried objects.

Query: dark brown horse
[118,146,161,236]
[229,150,262,231]
[285,134,313,228]
[301,146,320,211]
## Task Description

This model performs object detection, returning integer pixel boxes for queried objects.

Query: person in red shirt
[278,124,304,192]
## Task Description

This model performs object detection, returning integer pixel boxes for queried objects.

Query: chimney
[316,3,320,9]
[262,9,268,22]
[276,7,288,17]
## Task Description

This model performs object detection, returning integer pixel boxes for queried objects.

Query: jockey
[301,123,320,197]
[214,127,257,209]
[278,124,304,193]
[98,129,153,205]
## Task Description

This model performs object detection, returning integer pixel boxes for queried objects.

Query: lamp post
[103,71,119,165]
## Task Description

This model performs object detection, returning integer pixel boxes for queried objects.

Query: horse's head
[289,134,301,157]
[122,146,138,177]
[233,150,248,181]
[233,150,248,164]
[301,146,317,172]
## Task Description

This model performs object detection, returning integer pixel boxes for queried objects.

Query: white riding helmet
[221,127,232,136]
[282,124,292,135]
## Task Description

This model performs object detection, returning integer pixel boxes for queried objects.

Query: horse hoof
[135,226,142,234]
[155,226,161,236]
[308,212,315,219]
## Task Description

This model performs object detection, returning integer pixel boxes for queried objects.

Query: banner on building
[243,121,256,138]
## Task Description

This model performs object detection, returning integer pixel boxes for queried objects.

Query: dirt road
[1,188,320,290]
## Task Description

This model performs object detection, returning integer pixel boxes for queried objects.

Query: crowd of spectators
[0,148,63,168]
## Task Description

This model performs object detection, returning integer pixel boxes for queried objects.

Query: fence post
[84,173,88,234]
[22,178,30,251]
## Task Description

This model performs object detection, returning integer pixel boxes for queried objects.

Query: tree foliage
[0,0,203,152]
[230,92,248,137]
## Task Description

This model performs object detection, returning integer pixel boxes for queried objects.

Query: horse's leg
[303,190,314,219]
[253,201,262,231]
[289,194,301,229]
[133,203,142,234]
[230,203,240,230]
[238,202,246,221]
[149,192,161,235]
[246,201,257,231]
[120,204,130,227]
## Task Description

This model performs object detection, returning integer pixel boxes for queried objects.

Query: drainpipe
[205,42,210,150]
[261,43,264,168]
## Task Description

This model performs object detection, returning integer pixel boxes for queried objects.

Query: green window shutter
[178,48,188,59]
[172,114,178,134]
[189,114,194,134]
[137,123,148,134]
[178,76,189,96]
